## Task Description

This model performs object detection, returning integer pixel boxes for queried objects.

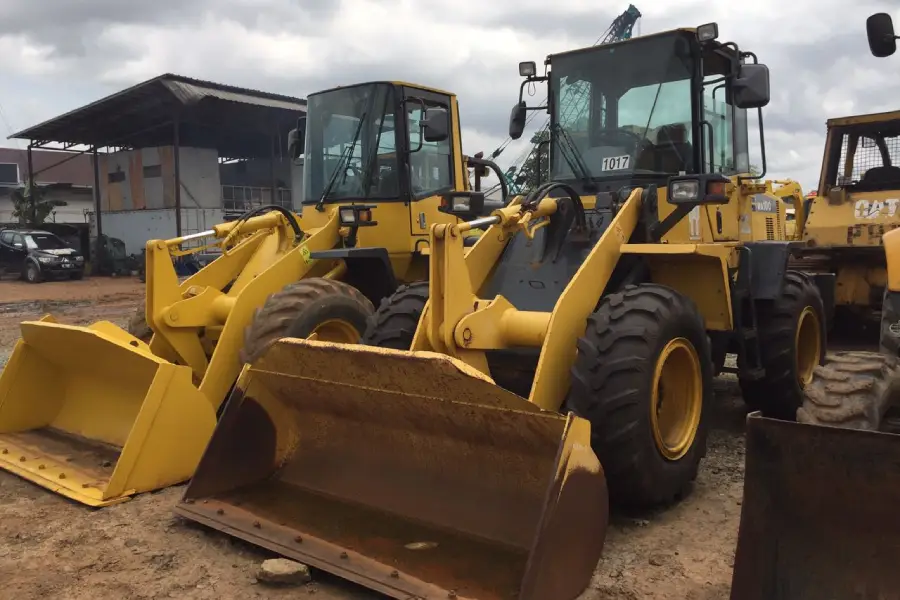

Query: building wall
[0,187,94,225]
[99,146,222,211]
[101,207,226,255]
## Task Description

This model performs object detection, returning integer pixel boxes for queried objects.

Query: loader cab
[510,24,769,198]
[818,113,900,197]
[293,81,465,249]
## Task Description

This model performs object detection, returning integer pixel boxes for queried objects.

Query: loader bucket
[0,318,217,506]
[731,412,900,600]
[176,339,608,600]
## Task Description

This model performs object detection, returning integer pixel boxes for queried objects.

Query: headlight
[75,256,84,263]
[670,180,700,202]
[339,208,355,225]
[449,197,470,212]
[37,256,56,264]
[339,207,374,226]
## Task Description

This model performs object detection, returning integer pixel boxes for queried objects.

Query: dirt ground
[0,276,747,600]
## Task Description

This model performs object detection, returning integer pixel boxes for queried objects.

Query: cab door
[401,87,460,240]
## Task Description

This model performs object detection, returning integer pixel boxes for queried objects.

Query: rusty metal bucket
[175,338,609,600]
[731,412,900,600]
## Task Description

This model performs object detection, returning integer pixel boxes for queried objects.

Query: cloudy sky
[1,0,898,192]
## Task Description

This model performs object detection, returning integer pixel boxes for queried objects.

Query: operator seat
[655,124,693,174]
[857,165,900,190]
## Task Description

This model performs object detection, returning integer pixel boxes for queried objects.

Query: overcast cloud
[1,0,898,191]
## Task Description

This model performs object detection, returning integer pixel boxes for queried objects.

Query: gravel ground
[0,277,750,599]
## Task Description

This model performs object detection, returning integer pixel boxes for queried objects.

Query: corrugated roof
[10,73,307,160]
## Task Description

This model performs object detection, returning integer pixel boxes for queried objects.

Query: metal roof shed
[9,73,307,240]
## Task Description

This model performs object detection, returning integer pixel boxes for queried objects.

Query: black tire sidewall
[567,285,713,508]
[25,261,40,283]
[240,279,375,365]
[282,296,372,340]
[741,272,826,419]
[629,302,712,500]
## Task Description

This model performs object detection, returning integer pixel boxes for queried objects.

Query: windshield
[25,234,68,250]
[303,83,398,204]
[551,33,697,181]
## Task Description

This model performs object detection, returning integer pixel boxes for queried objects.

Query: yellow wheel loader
[729,16,900,600]
[175,24,826,600]
[784,108,900,338]
[0,80,509,507]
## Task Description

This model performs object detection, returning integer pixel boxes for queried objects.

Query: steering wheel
[595,127,646,147]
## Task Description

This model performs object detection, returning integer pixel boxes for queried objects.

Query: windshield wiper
[552,123,597,191]
[315,111,368,212]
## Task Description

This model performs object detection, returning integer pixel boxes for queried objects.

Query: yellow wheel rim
[795,306,822,385]
[306,319,362,343]
[650,338,703,461]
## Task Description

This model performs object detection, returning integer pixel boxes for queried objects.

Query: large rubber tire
[797,351,900,431]
[126,305,153,343]
[566,284,713,508]
[361,282,429,350]
[879,289,900,357]
[240,278,374,364]
[739,271,826,420]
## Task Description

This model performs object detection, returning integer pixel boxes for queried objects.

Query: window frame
[400,86,456,202]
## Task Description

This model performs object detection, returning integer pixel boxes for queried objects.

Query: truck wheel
[566,284,713,508]
[879,289,900,357]
[25,262,42,283]
[126,305,153,343]
[798,351,900,431]
[739,271,826,420]
[361,282,429,350]
[240,278,374,364]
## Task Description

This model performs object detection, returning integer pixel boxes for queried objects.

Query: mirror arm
[407,98,426,153]
[467,155,509,205]
[517,76,550,109]
[700,120,714,173]
[738,106,767,185]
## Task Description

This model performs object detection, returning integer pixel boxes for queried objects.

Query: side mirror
[509,102,527,140]
[732,63,770,109]
[867,13,897,57]
[422,107,450,143]
[288,116,306,160]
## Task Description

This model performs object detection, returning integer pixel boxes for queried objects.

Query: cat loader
[0,80,508,507]
[730,14,900,599]
[175,24,827,600]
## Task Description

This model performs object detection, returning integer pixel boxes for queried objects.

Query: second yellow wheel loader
[0,80,508,507]
[730,15,900,599]
[175,24,826,600]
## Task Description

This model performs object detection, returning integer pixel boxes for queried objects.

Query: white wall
[101,207,225,255]
[101,146,222,211]
[0,189,94,224]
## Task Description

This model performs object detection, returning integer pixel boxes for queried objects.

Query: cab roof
[827,110,900,128]
[309,80,455,99]
[547,27,699,61]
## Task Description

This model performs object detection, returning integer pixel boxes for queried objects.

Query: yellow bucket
[176,338,609,600]
[0,316,217,506]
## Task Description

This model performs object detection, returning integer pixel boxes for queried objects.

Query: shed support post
[270,132,278,207]
[173,115,182,237]
[26,143,35,225]
[92,146,104,274]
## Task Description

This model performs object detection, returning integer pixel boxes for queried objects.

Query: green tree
[510,129,551,192]
[10,181,66,226]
